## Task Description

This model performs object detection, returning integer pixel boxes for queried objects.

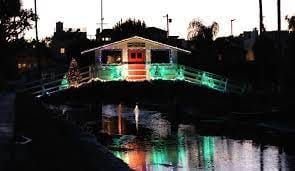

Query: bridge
[20,63,250,97]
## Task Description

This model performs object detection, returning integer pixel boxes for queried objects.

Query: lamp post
[230,19,235,36]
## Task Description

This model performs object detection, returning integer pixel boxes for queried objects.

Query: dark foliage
[112,19,146,41]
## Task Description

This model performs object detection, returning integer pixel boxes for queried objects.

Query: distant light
[60,48,65,54]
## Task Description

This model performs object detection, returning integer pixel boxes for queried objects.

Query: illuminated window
[60,48,65,54]
[22,63,26,68]
[18,64,22,69]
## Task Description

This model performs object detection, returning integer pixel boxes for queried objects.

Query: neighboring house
[240,28,258,62]
[51,21,88,61]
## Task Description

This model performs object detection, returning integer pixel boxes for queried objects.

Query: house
[52,21,88,61]
[81,36,191,81]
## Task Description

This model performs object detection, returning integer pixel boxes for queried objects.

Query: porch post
[170,49,177,64]
[146,49,151,80]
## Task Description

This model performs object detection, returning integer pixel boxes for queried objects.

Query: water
[101,104,295,171]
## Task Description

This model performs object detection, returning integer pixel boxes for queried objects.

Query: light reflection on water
[101,104,291,171]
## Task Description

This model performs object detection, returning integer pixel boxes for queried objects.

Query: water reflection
[134,104,140,132]
[101,104,290,171]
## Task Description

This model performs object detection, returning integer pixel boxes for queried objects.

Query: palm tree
[286,16,295,31]
[187,19,219,41]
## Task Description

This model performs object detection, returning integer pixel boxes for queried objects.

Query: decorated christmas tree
[59,75,69,90]
[67,58,82,87]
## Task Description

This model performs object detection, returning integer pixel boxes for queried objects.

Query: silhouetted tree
[283,30,295,94]
[0,0,36,43]
[112,19,146,41]
[253,35,278,90]
[187,19,219,41]
[187,19,219,71]
[0,0,36,79]
[286,15,295,32]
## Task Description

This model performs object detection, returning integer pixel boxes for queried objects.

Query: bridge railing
[21,63,250,97]
[87,63,249,95]
[20,66,92,96]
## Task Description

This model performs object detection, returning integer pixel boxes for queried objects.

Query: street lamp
[230,19,236,36]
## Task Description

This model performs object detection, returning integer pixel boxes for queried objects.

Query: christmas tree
[67,58,82,87]
[59,75,69,90]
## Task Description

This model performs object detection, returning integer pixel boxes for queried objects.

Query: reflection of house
[102,115,126,135]
[81,36,191,81]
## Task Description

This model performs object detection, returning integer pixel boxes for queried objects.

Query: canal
[98,104,295,171]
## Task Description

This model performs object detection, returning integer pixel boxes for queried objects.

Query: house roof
[81,36,191,55]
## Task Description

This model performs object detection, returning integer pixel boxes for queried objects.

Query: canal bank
[11,93,132,171]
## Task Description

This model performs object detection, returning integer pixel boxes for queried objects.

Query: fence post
[224,78,228,93]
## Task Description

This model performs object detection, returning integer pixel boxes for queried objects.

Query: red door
[127,49,146,80]
[128,49,145,63]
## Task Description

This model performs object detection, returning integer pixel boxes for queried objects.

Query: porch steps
[127,64,146,81]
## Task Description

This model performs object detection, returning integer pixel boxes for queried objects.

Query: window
[151,50,170,63]
[18,64,22,69]
[137,53,142,59]
[60,48,65,54]
[131,53,136,59]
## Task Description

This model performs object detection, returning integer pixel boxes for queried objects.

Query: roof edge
[81,36,191,55]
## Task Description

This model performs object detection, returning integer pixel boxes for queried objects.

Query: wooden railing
[21,63,250,97]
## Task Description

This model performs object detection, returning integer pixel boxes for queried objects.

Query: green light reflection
[202,136,215,169]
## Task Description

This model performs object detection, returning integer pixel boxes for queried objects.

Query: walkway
[0,93,15,170]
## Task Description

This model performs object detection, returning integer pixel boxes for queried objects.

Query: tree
[112,19,146,41]
[0,0,36,79]
[0,0,36,43]
[286,15,295,32]
[67,58,82,87]
[187,19,219,41]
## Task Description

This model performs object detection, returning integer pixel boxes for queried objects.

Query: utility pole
[231,19,235,36]
[100,0,104,31]
[277,0,281,45]
[34,0,39,42]
[163,14,172,38]
[34,0,44,95]
[259,0,264,34]
[97,0,107,33]
[277,0,281,33]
